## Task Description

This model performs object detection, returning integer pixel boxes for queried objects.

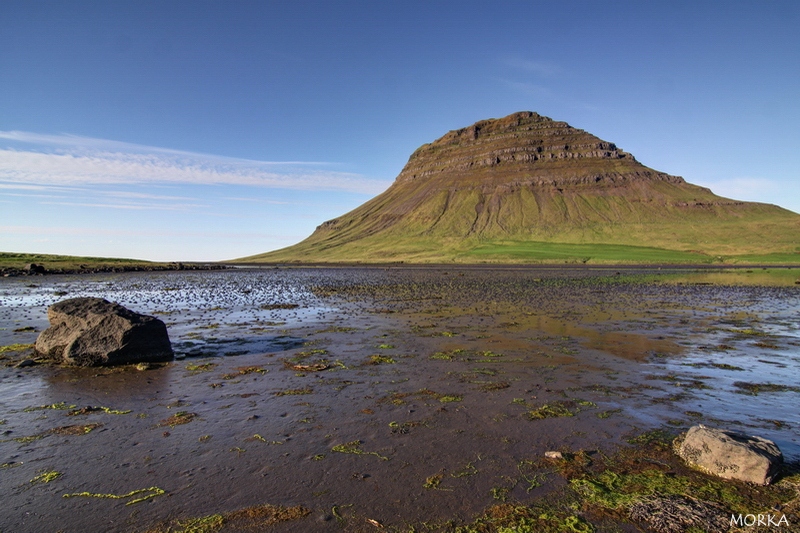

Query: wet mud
[1,267,798,532]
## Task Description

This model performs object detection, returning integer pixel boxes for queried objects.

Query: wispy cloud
[0,182,76,192]
[1,225,303,240]
[0,180,203,210]
[0,130,330,165]
[502,56,562,79]
[695,177,800,214]
[0,131,390,195]
[499,79,553,98]
[499,55,600,112]
[696,177,780,203]
[39,200,207,211]
[222,196,293,205]
[695,176,798,213]
[98,190,197,201]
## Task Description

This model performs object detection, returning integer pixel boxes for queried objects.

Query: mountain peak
[242,112,799,264]
[396,111,670,188]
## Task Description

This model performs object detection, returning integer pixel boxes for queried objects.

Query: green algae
[173,514,224,533]
[63,486,165,505]
[185,362,217,373]
[67,406,132,416]
[274,387,313,396]
[158,411,197,427]
[527,401,584,419]
[366,354,396,365]
[51,423,102,435]
[30,470,62,484]
[24,401,76,412]
[331,440,389,461]
[733,381,800,395]
[438,394,463,403]
[423,472,445,490]
[0,343,34,354]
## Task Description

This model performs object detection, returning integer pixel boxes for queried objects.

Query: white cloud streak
[0,131,391,195]
[0,130,329,165]
[39,200,208,211]
[1,225,303,240]
[696,177,779,202]
[222,196,293,205]
[696,177,800,214]
[502,57,562,79]
[499,79,553,98]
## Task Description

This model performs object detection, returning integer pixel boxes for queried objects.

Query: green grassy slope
[241,181,800,264]
[240,112,800,265]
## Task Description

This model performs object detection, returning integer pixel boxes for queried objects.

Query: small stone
[545,451,563,460]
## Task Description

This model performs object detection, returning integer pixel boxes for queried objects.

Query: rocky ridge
[397,111,654,184]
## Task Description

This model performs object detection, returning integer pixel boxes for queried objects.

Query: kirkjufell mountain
[244,112,799,264]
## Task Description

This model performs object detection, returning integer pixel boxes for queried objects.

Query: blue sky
[1,1,798,261]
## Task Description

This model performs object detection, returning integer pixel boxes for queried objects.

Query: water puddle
[648,312,800,458]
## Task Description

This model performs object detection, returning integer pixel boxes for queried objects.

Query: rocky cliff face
[395,111,681,188]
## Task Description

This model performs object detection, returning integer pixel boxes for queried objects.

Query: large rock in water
[676,425,782,485]
[35,297,173,366]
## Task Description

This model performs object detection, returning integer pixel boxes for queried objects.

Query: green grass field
[461,241,800,264]
[0,252,162,271]
[463,241,712,263]
[246,239,800,265]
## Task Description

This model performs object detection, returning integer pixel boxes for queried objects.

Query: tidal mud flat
[1,267,799,532]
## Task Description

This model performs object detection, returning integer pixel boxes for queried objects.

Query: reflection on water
[647,291,800,458]
[0,372,45,404]
[0,270,334,358]
[661,267,800,287]
[525,314,683,361]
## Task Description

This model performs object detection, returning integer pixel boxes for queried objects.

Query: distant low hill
[0,252,223,275]
[241,112,800,264]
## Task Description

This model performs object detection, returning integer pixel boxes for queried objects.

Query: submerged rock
[676,425,782,485]
[35,297,173,366]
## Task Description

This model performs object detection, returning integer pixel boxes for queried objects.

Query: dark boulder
[35,297,173,366]
[24,263,46,275]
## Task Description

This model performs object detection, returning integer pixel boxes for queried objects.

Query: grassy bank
[460,241,775,264]
[242,239,800,266]
[0,252,164,272]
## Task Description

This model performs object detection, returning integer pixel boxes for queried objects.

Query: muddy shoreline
[1,267,798,532]
[234,262,800,271]
[1,262,228,278]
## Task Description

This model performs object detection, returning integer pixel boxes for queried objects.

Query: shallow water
[1,267,798,532]
[648,288,800,457]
